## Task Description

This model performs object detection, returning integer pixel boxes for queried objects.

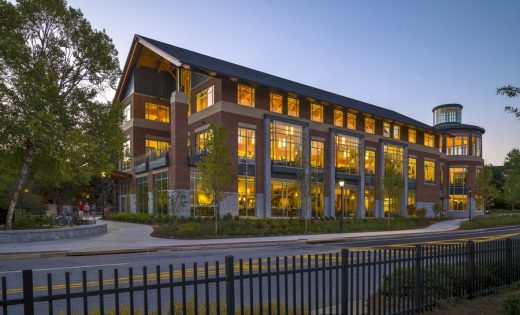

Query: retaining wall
[0,223,107,243]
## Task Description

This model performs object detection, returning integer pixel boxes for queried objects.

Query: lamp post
[101,172,107,219]
[339,180,345,233]
[468,188,472,221]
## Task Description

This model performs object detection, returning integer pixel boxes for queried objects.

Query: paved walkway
[0,219,467,256]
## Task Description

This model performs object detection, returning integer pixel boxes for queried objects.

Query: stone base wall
[0,223,107,244]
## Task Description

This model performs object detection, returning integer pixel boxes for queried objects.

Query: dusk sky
[70,0,520,165]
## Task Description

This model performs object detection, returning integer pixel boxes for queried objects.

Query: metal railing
[1,238,519,314]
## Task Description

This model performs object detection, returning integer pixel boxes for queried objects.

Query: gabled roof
[119,34,441,133]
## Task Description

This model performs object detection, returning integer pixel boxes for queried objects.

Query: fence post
[466,241,475,299]
[506,238,513,286]
[414,244,422,313]
[22,269,34,315]
[225,255,235,315]
[341,249,349,315]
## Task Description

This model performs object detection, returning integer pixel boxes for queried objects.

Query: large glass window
[334,109,343,127]
[408,190,417,208]
[311,140,324,168]
[153,172,169,214]
[145,103,170,123]
[123,104,131,123]
[287,97,299,117]
[450,195,467,211]
[195,129,212,156]
[449,167,468,186]
[365,117,375,134]
[424,133,435,148]
[311,104,324,122]
[190,170,214,216]
[238,127,255,160]
[408,157,417,179]
[196,86,214,112]
[311,182,324,218]
[270,121,303,168]
[122,139,131,171]
[472,136,482,157]
[237,84,255,107]
[347,113,356,130]
[384,144,404,174]
[393,125,401,140]
[424,160,436,183]
[408,129,416,143]
[384,193,400,216]
[365,188,375,217]
[136,176,148,213]
[238,176,255,217]
[447,136,469,155]
[365,150,376,175]
[271,179,301,217]
[145,139,169,156]
[335,184,357,217]
[270,93,283,113]
[335,135,360,174]
[118,181,130,213]
[383,122,391,137]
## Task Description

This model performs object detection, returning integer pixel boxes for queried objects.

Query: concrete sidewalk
[0,218,467,257]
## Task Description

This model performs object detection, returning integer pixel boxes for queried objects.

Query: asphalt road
[1,226,519,314]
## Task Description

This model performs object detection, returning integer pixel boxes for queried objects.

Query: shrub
[407,204,417,217]
[415,208,427,218]
[433,202,444,217]
[14,215,54,229]
[503,293,520,315]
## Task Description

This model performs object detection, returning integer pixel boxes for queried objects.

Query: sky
[69,0,520,165]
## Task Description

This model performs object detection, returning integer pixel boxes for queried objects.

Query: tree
[474,165,498,211]
[196,124,232,236]
[497,85,520,120]
[0,0,122,229]
[503,171,520,210]
[504,149,520,173]
[382,165,405,217]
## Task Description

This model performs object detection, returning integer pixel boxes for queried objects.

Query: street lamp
[101,172,107,218]
[468,188,472,221]
[339,180,345,233]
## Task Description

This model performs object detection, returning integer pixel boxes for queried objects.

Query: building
[114,35,485,219]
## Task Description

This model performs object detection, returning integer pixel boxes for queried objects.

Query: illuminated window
[195,129,212,156]
[408,157,417,179]
[408,129,416,143]
[270,121,303,168]
[271,179,301,217]
[393,125,401,140]
[311,182,324,217]
[384,192,400,216]
[196,86,214,112]
[450,195,467,211]
[287,97,299,117]
[190,170,214,217]
[122,139,131,171]
[334,109,343,127]
[237,84,255,107]
[347,113,356,130]
[311,140,324,168]
[449,167,467,186]
[237,127,255,160]
[408,190,417,208]
[335,184,357,217]
[136,177,148,213]
[311,103,324,122]
[123,104,131,123]
[364,117,375,134]
[365,150,376,175]
[145,139,169,156]
[383,122,391,137]
[384,144,404,174]
[238,176,255,217]
[153,172,169,214]
[270,93,283,113]
[447,136,468,155]
[424,160,436,183]
[145,103,170,123]
[424,133,435,148]
[472,136,482,157]
[335,135,360,174]
[365,188,375,217]
[439,135,443,152]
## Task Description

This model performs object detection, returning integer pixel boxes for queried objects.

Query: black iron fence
[1,238,520,314]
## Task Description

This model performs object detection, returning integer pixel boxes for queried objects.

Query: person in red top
[78,201,84,216]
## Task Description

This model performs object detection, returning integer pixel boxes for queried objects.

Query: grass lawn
[460,215,520,230]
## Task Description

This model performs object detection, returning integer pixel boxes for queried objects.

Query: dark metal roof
[136,35,441,132]
[432,103,463,112]
[434,123,485,134]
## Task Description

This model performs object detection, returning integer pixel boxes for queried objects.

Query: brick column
[302,126,311,219]
[402,145,409,217]
[328,131,336,218]
[376,141,385,218]
[358,138,366,218]
[263,118,271,218]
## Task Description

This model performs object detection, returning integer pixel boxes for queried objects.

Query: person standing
[78,201,84,217]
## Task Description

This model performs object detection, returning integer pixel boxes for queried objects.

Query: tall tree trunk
[5,142,35,229]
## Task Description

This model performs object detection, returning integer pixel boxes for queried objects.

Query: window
[136,176,148,213]
[384,144,404,174]
[334,109,343,127]
[408,190,417,208]
[384,192,400,216]
[447,136,469,155]
[450,195,467,211]
[335,184,357,217]
[424,160,436,183]
[311,140,324,168]
[270,93,283,113]
[118,181,130,213]
[153,172,169,213]
[238,127,255,160]
[393,125,401,140]
[439,135,443,153]
[408,129,416,143]
[196,86,214,111]
[472,136,482,157]
[195,129,212,156]
[383,122,391,137]
[122,139,131,171]
[270,121,303,168]
[450,167,468,186]
[424,133,435,148]
[311,182,324,218]
[365,188,375,217]
[335,135,360,174]
[365,150,376,175]
[190,170,214,217]
[145,139,169,156]
[408,157,417,179]
[364,118,375,134]
[347,113,356,130]
[237,84,255,107]
[145,103,170,123]
[271,179,301,217]
[238,176,255,216]
[287,97,299,117]
[123,104,131,123]
[311,103,323,122]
